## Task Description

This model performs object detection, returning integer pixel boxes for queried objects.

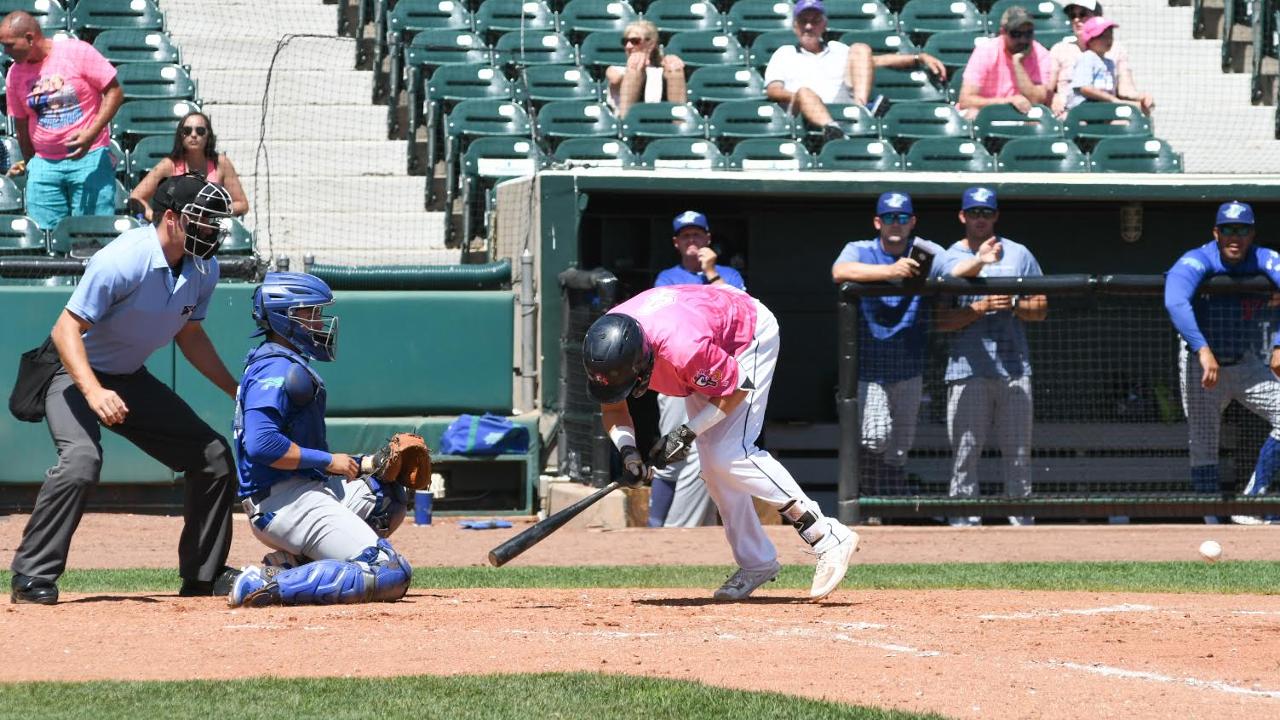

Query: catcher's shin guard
[356,538,413,602]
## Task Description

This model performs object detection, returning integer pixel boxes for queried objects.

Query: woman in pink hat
[1065,16,1155,114]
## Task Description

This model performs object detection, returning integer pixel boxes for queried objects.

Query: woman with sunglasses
[1048,0,1152,117]
[129,111,249,222]
[604,20,686,118]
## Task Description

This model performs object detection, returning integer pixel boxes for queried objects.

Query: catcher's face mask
[287,303,339,362]
[178,183,233,274]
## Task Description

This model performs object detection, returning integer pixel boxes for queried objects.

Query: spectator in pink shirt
[1049,1,1152,117]
[0,11,123,231]
[956,6,1054,120]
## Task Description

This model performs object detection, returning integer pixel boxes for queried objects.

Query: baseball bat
[488,480,623,567]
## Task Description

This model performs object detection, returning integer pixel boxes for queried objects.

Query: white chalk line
[1047,661,1280,700]
[979,603,1157,620]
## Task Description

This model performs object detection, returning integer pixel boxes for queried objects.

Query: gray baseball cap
[1000,5,1034,29]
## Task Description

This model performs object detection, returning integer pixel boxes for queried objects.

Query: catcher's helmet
[252,272,339,362]
[582,313,653,404]
[154,173,233,274]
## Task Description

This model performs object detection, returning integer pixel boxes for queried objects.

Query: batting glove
[619,445,652,487]
[648,425,697,469]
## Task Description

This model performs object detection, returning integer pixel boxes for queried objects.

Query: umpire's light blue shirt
[936,237,1042,383]
[66,225,219,375]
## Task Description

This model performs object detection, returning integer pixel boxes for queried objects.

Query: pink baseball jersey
[608,285,758,398]
[6,38,117,161]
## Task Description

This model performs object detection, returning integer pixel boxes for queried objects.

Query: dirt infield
[2,514,1279,719]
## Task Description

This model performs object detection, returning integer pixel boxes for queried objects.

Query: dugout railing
[837,273,1280,524]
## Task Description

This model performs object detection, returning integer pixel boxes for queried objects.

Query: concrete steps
[218,140,409,176]
[237,177,427,213]
[196,70,375,106]
[210,105,389,142]
[178,37,357,72]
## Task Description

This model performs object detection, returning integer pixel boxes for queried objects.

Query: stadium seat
[115,62,196,102]
[921,30,991,72]
[898,0,985,45]
[816,138,904,171]
[458,135,546,245]
[1088,137,1183,173]
[749,30,800,70]
[946,65,965,102]
[492,30,576,68]
[726,138,814,170]
[987,0,1069,32]
[559,0,639,41]
[124,135,168,185]
[644,0,724,37]
[839,29,920,55]
[0,176,22,214]
[0,215,45,256]
[219,217,256,256]
[534,100,620,148]
[92,29,181,65]
[48,215,141,258]
[871,67,948,103]
[1,136,23,168]
[113,178,129,214]
[400,30,492,151]
[578,31,627,74]
[707,100,796,145]
[443,99,532,204]
[1249,2,1277,103]
[419,63,514,189]
[996,137,1087,172]
[687,66,767,110]
[640,137,726,169]
[903,137,994,171]
[474,0,558,43]
[973,103,1061,151]
[0,0,67,33]
[71,0,164,40]
[824,0,898,33]
[1063,102,1152,150]
[881,102,970,149]
[725,0,793,40]
[110,99,199,151]
[380,0,475,111]
[514,65,603,108]
[664,31,748,68]
[619,102,706,150]
[553,137,640,169]
[812,103,880,140]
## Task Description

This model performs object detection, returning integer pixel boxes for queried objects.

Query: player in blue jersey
[1165,201,1280,525]
[227,272,413,607]
[832,191,943,495]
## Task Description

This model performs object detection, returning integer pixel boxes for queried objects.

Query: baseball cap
[876,191,914,216]
[793,0,825,18]
[672,210,710,234]
[1216,201,1255,226]
[154,173,230,216]
[1000,5,1034,30]
[961,186,998,211]
[1078,16,1117,44]
[1064,0,1100,11]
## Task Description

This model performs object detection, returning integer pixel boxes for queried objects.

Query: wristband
[297,447,333,470]
[686,403,727,435]
[608,424,637,451]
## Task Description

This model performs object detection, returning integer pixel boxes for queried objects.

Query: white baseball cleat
[713,560,781,601]
[810,522,858,601]
[227,565,265,608]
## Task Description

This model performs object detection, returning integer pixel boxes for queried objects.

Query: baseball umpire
[1165,201,1280,524]
[227,272,417,607]
[10,175,239,604]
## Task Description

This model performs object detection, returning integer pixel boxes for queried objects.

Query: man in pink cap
[1065,16,1154,114]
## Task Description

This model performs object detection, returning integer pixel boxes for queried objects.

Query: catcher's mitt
[363,432,433,490]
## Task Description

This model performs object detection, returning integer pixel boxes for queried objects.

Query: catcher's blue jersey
[234,342,329,497]
[1165,240,1280,360]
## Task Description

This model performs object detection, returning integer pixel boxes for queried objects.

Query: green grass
[3,561,1278,595]
[0,673,945,720]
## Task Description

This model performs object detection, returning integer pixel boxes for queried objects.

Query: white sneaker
[810,522,858,601]
[1231,515,1266,525]
[713,560,781,601]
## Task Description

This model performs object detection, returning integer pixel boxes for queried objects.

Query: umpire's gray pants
[946,375,1033,499]
[11,368,235,584]
[1179,350,1280,468]
[859,376,923,467]
[651,393,716,527]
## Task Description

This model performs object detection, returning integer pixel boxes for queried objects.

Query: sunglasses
[965,208,997,218]
[180,126,208,137]
[622,36,649,46]
[1007,28,1035,40]
[879,213,912,225]
[1067,9,1094,20]
[1218,224,1253,237]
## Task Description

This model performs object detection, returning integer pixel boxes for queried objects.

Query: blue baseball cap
[1216,201,1255,226]
[876,191,913,216]
[673,210,709,234]
[961,186,998,211]
[794,0,825,17]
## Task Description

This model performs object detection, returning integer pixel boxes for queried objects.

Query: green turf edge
[3,562,1278,594]
[0,673,947,720]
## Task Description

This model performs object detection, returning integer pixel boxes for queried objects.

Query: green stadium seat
[841,29,921,55]
[665,31,748,68]
[749,29,800,70]
[474,0,558,43]
[1035,25,1075,49]
[903,137,994,171]
[0,177,23,214]
[881,102,970,149]
[687,66,766,110]
[443,99,532,205]
[124,134,170,184]
[987,0,1069,32]
[458,135,546,245]
[1063,102,1152,150]
[553,137,640,168]
[0,0,67,33]
[2,136,23,167]
[639,137,727,169]
[401,30,492,163]
[946,64,965,101]
[559,0,638,41]
[921,30,990,71]
[115,62,195,101]
[48,215,141,257]
[644,0,724,37]
[996,137,1087,172]
[707,100,796,145]
[872,67,947,103]
[619,102,706,151]
[812,103,880,140]
[898,0,985,45]
[514,65,603,108]
[1250,3,1277,103]
[419,63,513,192]
[726,138,814,170]
[71,0,164,40]
[534,100,620,147]
[1088,137,1183,173]
[110,99,199,151]
[725,0,793,41]
[1220,0,1256,72]
[492,30,576,68]
[113,177,129,214]
[824,0,898,33]
[219,217,255,256]
[578,31,627,74]
[973,103,1060,151]
[0,215,45,256]
[92,29,181,65]
[380,0,475,112]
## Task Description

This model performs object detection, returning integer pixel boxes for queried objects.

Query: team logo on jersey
[882,193,909,209]
[181,305,196,316]
[1222,203,1249,220]
[637,288,678,315]
[693,368,724,388]
[1180,257,1206,272]
[259,377,284,390]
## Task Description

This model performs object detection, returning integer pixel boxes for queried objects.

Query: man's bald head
[0,11,46,63]
[1,12,42,38]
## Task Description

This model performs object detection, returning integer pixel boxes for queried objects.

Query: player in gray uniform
[832,191,942,494]
[935,187,1047,526]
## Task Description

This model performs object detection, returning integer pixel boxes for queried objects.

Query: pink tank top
[172,157,220,183]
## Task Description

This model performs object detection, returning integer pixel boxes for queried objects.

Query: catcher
[226,272,431,607]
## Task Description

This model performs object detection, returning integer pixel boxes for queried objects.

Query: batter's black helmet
[582,313,653,404]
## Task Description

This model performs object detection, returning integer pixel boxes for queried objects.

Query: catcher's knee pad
[352,538,413,602]
[271,559,369,605]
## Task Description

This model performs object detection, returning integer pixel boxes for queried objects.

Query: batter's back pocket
[9,336,61,423]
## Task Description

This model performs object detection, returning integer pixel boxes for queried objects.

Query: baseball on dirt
[1198,540,1223,562]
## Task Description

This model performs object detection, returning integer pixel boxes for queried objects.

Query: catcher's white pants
[1179,350,1280,468]
[858,376,923,467]
[691,300,831,572]
[242,476,381,563]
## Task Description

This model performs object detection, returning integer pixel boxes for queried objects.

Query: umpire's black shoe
[10,574,58,605]
[179,566,241,597]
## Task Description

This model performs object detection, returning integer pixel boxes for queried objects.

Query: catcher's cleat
[810,523,858,601]
[228,566,275,608]
[713,561,781,601]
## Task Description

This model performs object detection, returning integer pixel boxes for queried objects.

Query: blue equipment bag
[440,413,530,455]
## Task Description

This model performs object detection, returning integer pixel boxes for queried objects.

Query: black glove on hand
[619,445,652,487]
[648,424,697,469]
